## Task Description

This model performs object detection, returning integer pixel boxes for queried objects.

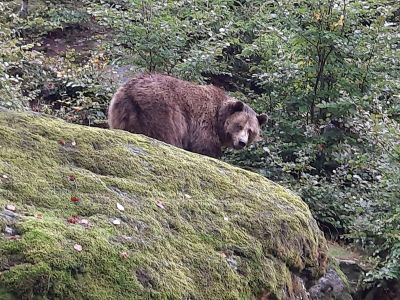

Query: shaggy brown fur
[108,73,267,158]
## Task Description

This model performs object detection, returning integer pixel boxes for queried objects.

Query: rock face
[308,267,352,300]
[0,110,327,299]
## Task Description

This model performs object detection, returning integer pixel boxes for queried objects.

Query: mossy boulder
[0,110,327,300]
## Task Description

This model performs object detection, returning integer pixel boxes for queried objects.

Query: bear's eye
[248,129,253,136]
[236,124,243,131]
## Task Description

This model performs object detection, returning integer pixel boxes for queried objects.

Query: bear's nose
[238,141,246,148]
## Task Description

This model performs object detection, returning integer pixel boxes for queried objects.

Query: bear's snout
[238,140,246,148]
[233,137,248,149]
[236,132,249,148]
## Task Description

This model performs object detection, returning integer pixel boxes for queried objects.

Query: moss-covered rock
[0,110,327,300]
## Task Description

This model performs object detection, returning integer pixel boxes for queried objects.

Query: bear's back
[124,73,227,111]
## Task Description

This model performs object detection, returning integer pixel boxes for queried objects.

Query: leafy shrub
[28,49,116,126]
[0,2,39,110]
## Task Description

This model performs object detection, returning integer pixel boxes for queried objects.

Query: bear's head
[219,100,267,150]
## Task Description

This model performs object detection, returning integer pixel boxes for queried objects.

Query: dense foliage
[1,0,399,294]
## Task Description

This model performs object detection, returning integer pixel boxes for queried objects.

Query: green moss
[0,288,15,300]
[0,111,327,299]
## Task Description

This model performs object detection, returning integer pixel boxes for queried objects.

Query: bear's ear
[229,101,244,113]
[257,113,268,126]
[219,101,245,124]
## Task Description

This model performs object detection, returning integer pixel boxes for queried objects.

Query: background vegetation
[1,0,399,296]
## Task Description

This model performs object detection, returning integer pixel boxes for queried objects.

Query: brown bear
[108,73,267,158]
